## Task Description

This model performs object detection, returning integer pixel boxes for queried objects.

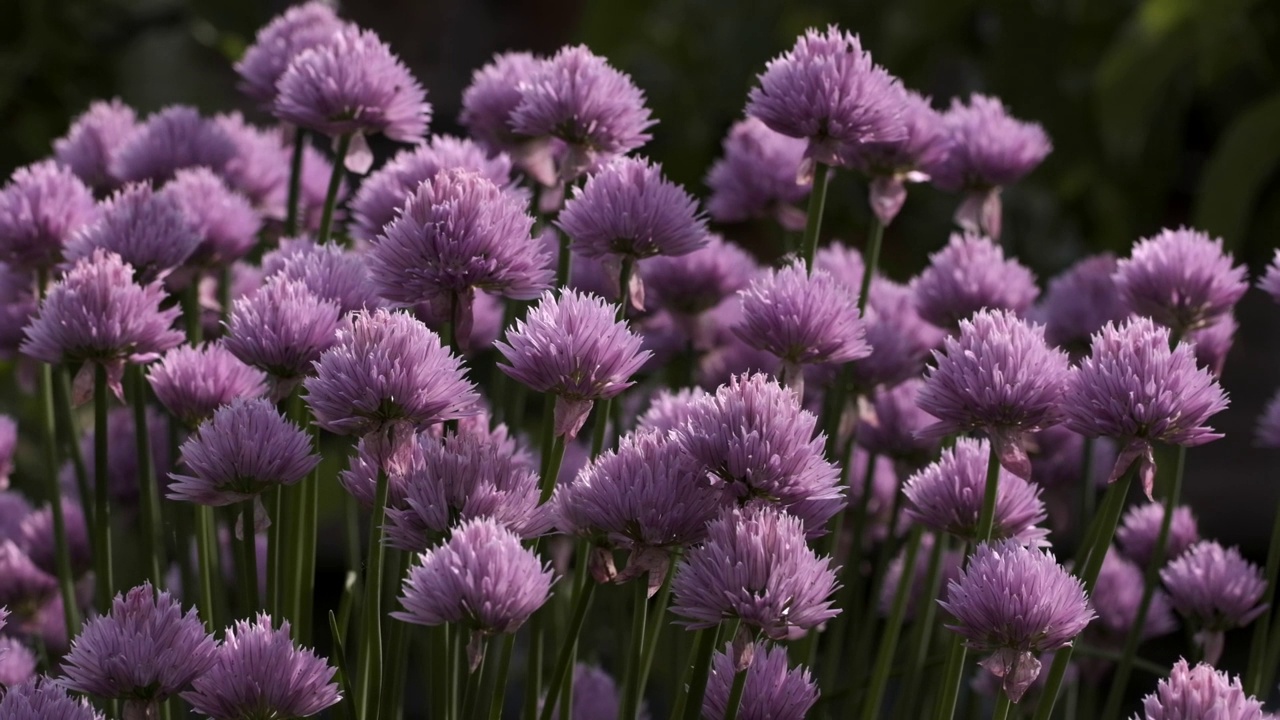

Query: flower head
[183,614,340,720]
[262,239,383,316]
[1115,228,1247,336]
[0,541,56,616]
[0,160,98,272]
[1259,249,1280,304]
[61,582,216,702]
[734,259,870,370]
[214,113,290,217]
[639,234,759,323]
[940,540,1093,702]
[926,94,1051,192]
[1186,312,1235,377]
[0,678,103,720]
[459,52,544,155]
[1089,549,1176,643]
[1137,659,1266,720]
[849,276,943,389]
[0,636,36,687]
[223,275,341,387]
[0,263,35,359]
[857,379,940,466]
[705,117,810,227]
[64,183,200,283]
[1037,253,1129,357]
[162,167,261,268]
[912,231,1039,331]
[1257,390,1280,448]
[234,1,348,106]
[147,343,268,428]
[1115,502,1200,567]
[1161,540,1266,663]
[20,499,91,578]
[557,665,622,720]
[703,642,818,720]
[54,99,139,190]
[111,106,236,185]
[846,88,948,178]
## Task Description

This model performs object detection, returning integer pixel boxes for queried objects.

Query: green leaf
[1192,90,1280,250]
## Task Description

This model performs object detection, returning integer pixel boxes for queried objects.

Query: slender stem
[182,280,203,343]
[857,216,884,312]
[239,501,260,611]
[893,534,947,720]
[38,362,80,638]
[992,691,1013,720]
[195,505,220,630]
[448,625,461,720]
[588,400,611,458]
[538,431,567,503]
[93,362,114,611]
[285,129,307,236]
[130,365,165,585]
[1072,642,1171,678]
[538,581,597,720]
[932,626,970,720]
[556,230,572,289]
[357,467,390,720]
[799,165,832,268]
[1078,438,1096,548]
[522,614,544,720]
[679,622,724,720]
[861,525,925,720]
[487,634,515,720]
[829,449,881,688]
[267,486,282,618]
[294,424,321,644]
[328,610,359,720]
[52,366,92,530]
[380,552,413,720]
[723,667,749,720]
[636,558,678,704]
[1100,446,1185,719]
[317,133,351,244]
[462,634,488,720]
[1247,496,1280,696]
[619,580,649,720]
[975,441,1002,544]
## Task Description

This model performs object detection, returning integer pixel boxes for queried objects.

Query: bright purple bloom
[223,275,341,390]
[555,665,622,720]
[1137,659,1266,720]
[147,343,268,427]
[459,51,544,155]
[162,167,261,268]
[20,500,91,578]
[705,117,810,228]
[941,540,1093,702]
[64,183,200,283]
[53,99,139,190]
[746,26,906,174]
[1061,317,1228,496]
[1115,503,1200,568]
[0,493,32,543]
[393,517,553,636]
[234,1,347,106]
[671,505,838,640]
[636,387,709,435]
[639,234,759,336]
[0,416,14,488]
[916,309,1069,478]
[0,160,98,272]
[168,397,319,506]
[274,25,429,150]
[214,113,291,217]
[857,379,940,467]
[0,636,36,687]
[850,276,944,389]
[110,106,236,185]
[1186,312,1235,377]
[902,438,1047,543]
[0,263,36,358]
[0,678,103,720]
[0,542,57,618]
[1259,249,1280,304]
[911,231,1039,331]
[1088,549,1176,645]
[846,89,949,225]
[813,241,865,289]
[61,582,217,704]
[262,238,385,315]
[1115,227,1247,336]
[1161,540,1267,664]
[510,45,654,182]
[183,614,340,720]
[1257,390,1280,448]
[496,289,650,438]
[1037,253,1129,357]
[703,642,818,720]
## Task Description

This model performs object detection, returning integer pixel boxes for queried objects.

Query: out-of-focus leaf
[1192,90,1280,251]
[1093,18,1193,162]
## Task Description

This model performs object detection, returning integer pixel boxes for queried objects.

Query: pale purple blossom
[147,343,268,427]
[1161,541,1267,664]
[110,106,236,185]
[53,99,139,190]
[0,160,98,272]
[1137,659,1266,720]
[705,117,810,229]
[1114,227,1248,336]
[703,642,818,720]
[234,1,348,106]
[911,231,1038,331]
[63,183,200,283]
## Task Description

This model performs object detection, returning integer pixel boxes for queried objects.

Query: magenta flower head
[850,276,943,390]
[0,541,57,620]
[746,26,906,176]
[1115,502,1200,567]
[20,499,92,578]
[846,89,949,225]
[168,397,319,506]
[1137,659,1266,720]
[941,540,1093,702]
[857,379,941,468]
[916,309,1069,478]
[1160,540,1267,664]
[1186,312,1235,377]
[262,239,385,315]
[671,504,838,640]
[54,99,139,190]
[1089,549,1176,646]
[510,45,654,183]
[639,234,759,337]
[184,614,340,720]
[1061,317,1228,497]
[496,289,650,438]
[273,25,430,153]
[0,678,103,720]
[1258,390,1280,448]
[0,160,98,272]
[1259,249,1280,304]
[147,342,268,428]
[636,387,708,434]
[705,117,810,229]
[110,106,236,185]
[214,113,291,217]
[1114,227,1247,336]
[21,250,183,400]
[703,642,818,720]
[912,231,1039,332]
[223,275,341,395]
[0,637,36,687]
[64,183,200,283]
[61,582,217,707]
[672,373,843,534]
[814,241,865,289]
[558,665,622,720]
[394,517,553,637]
[902,438,1047,543]
[162,167,261,268]
[350,135,519,242]
[305,308,478,441]
[734,259,870,379]
[459,51,544,156]
[234,1,347,107]
[1037,253,1129,357]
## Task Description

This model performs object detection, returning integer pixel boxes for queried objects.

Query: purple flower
[1259,249,1280,304]
[1061,317,1228,496]
[705,117,810,228]
[147,342,268,427]
[350,135,521,242]
[902,438,1047,543]
[556,665,622,720]
[223,275,341,389]
[459,51,544,155]
[496,289,650,438]
[393,517,553,636]
[1137,659,1266,720]
[857,379,940,467]
[911,231,1039,331]
[510,45,654,182]
[916,309,1069,478]
[672,373,843,534]
[746,26,906,174]
[1115,227,1247,336]
[0,492,32,543]
[214,113,291,218]
[0,263,36,358]
[1037,253,1129,357]
[941,540,1093,702]
[162,167,262,268]
[304,309,478,440]
[234,1,348,107]
[734,259,870,373]
[636,387,708,435]
[703,642,818,720]
[1088,549,1176,645]
[0,160,98,272]
[0,416,14,488]
[1257,390,1280,448]
[19,500,91,578]
[927,94,1051,193]
[61,582,217,703]
[0,542,57,617]
[64,183,200,283]
[1115,502,1200,567]
[849,276,944,389]
[846,89,949,225]
[168,397,319,506]
[0,636,36,687]
[53,99,139,190]
[0,678,103,720]
[262,238,385,315]
[813,241,865,289]
[1186,312,1235,377]
[273,25,430,146]
[1161,540,1267,664]
[183,614,340,720]
[110,106,236,185]
[639,234,759,331]
[671,505,838,640]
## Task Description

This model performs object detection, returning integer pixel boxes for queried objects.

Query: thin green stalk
[538,581,598,720]
[182,281,203,343]
[522,614,544,720]
[239,501,259,611]
[195,505,220,630]
[317,133,351,244]
[1246,496,1280,696]
[556,229,572,289]
[975,441,1003,543]
[636,557,678,703]
[93,362,114,611]
[932,624,970,720]
[538,431,568,503]
[380,552,413,720]
[1078,438,1096,548]
[462,634,489,720]
[294,427,321,644]
[680,621,732,720]
[328,610,358,720]
[356,467,390,720]
[267,486,282,619]
[130,365,165,585]
[892,534,947,720]
[992,691,1013,720]
[588,400,611,458]
[1100,446,1185,719]
[1073,642,1170,677]
[448,625,461,720]
[857,216,884,312]
[53,366,92,527]
[860,525,925,720]
[38,362,79,638]
[827,450,881,687]
[616,257,635,321]
[285,129,307,236]
[620,580,649,720]
[487,633,515,720]
[723,667,749,720]
[799,166,832,268]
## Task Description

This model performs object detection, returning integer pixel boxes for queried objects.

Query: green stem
[317,133,351,244]
[487,634,515,720]
[932,620,970,720]
[1246,495,1280,696]
[679,622,725,720]
[588,399,611,458]
[556,229,572,289]
[723,666,749,720]
[538,427,567,503]
[130,365,165,586]
[182,280,203,343]
[992,691,1013,720]
[267,486,282,619]
[38,362,80,639]
[294,425,321,644]
[53,366,92,531]
[239,501,259,611]
[285,129,306,237]
[1078,438,1096,549]
[799,165,832,268]
[828,449,881,689]
[93,362,114,611]
[522,614,544,720]
[975,441,1002,544]
[861,526,925,720]
[636,557,678,704]
[195,505,220,630]
[538,581,597,720]
[892,534,947,720]
[1072,642,1170,678]
[449,625,462,720]
[857,216,884,312]
[462,634,488,720]
[328,610,359,720]
[616,257,634,321]
[356,466,390,720]
[380,552,413,720]
[619,580,649,720]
